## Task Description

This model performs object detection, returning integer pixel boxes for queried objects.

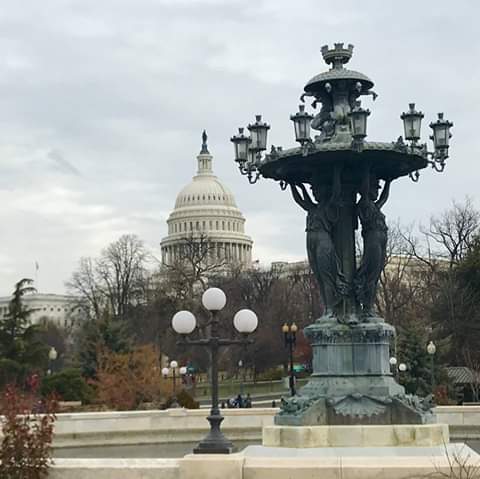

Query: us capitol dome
[160,131,253,267]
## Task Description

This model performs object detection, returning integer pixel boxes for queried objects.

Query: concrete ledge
[263,424,449,448]
[180,454,245,479]
[243,444,480,479]
[49,458,179,479]
[48,444,480,479]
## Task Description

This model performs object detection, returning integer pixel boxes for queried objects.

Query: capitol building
[161,132,253,267]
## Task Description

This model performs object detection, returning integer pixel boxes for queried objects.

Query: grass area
[193,378,308,399]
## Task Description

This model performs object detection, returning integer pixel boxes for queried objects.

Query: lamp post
[389,356,398,380]
[427,341,436,396]
[171,287,258,454]
[48,347,57,375]
[238,359,244,394]
[282,322,298,396]
[162,361,186,408]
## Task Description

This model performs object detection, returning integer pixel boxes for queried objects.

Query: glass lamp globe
[427,341,436,355]
[161,367,169,377]
[179,366,187,375]
[399,363,407,372]
[172,310,196,334]
[389,357,397,366]
[49,347,58,361]
[233,309,258,334]
[202,288,227,311]
[170,360,178,369]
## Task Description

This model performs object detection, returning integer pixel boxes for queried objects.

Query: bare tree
[425,197,480,268]
[376,222,425,327]
[163,233,227,301]
[67,234,148,321]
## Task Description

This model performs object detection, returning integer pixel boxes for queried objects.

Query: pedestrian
[245,393,252,408]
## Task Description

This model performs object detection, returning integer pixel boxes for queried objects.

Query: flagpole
[35,261,39,292]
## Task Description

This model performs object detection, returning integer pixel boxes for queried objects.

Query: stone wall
[436,405,480,439]
[51,408,278,448]
[38,406,480,478]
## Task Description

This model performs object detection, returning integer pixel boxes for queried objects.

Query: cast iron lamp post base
[193,414,234,454]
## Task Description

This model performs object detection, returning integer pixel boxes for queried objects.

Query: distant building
[160,131,253,268]
[0,293,85,329]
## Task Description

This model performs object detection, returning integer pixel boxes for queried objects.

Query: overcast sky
[0,0,478,295]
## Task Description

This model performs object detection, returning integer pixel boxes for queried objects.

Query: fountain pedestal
[276,321,434,426]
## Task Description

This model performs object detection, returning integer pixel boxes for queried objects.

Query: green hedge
[41,368,93,403]
[0,359,27,388]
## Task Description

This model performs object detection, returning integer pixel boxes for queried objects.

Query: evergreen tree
[74,313,131,378]
[397,322,432,396]
[0,279,48,382]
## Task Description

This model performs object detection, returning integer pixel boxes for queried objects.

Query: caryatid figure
[355,169,391,318]
[290,167,348,318]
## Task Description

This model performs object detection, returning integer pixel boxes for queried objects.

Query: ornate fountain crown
[321,43,354,67]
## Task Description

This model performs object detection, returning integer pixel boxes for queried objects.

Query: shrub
[41,368,93,403]
[0,384,57,479]
[92,345,169,410]
[0,359,27,389]
[168,389,199,409]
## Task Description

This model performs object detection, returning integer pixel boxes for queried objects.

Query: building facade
[0,293,84,329]
[160,132,253,267]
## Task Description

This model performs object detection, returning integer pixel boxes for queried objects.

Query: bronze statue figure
[290,167,347,319]
[355,169,391,318]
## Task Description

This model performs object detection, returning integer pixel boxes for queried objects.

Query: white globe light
[161,367,169,376]
[389,357,397,366]
[170,360,178,369]
[179,366,187,375]
[172,310,196,334]
[49,347,58,361]
[427,341,436,355]
[202,288,227,311]
[233,309,258,334]
[399,363,407,372]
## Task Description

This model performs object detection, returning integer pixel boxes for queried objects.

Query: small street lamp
[427,340,437,396]
[282,322,298,396]
[238,359,244,394]
[171,287,258,454]
[162,360,186,408]
[389,356,398,380]
[48,347,58,375]
[398,363,407,373]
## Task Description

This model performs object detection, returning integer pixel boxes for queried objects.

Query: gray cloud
[0,0,478,293]
[47,149,81,176]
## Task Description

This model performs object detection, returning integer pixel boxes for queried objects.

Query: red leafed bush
[0,384,57,479]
